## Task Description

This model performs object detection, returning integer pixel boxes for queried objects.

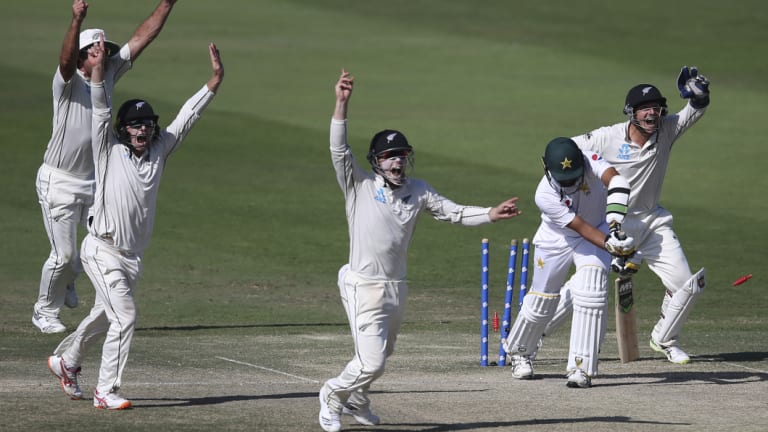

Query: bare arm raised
[333,69,353,120]
[127,0,178,62]
[59,0,88,81]
[206,43,224,93]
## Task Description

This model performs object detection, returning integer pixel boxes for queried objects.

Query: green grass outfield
[1,1,766,431]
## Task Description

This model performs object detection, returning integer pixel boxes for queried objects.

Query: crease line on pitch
[216,356,320,383]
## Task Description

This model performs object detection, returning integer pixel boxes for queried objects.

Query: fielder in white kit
[47,37,223,409]
[319,69,522,431]
[540,66,711,364]
[502,137,635,388]
[33,0,179,334]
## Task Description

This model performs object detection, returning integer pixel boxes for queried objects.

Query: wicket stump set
[480,238,530,367]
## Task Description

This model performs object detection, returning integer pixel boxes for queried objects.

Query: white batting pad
[503,292,559,356]
[543,280,573,337]
[568,266,608,376]
[652,267,705,345]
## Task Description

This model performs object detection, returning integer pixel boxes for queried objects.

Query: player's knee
[47,248,78,269]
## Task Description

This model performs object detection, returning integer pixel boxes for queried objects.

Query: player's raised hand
[90,34,107,83]
[333,69,354,120]
[677,66,710,103]
[72,0,88,23]
[336,69,354,103]
[207,43,224,93]
[489,197,522,221]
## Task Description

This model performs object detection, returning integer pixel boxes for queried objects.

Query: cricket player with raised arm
[318,69,522,432]
[502,137,636,388]
[46,36,223,410]
[33,0,179,334]
[540,66,711,364]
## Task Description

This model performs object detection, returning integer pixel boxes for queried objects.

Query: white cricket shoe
[343,404,380,425]
[64,283,78,308]
[93,389,132,410]
[510,355,534,379]
[33,312,66,334]
[48,355,83,399]
[318,387,342,432]
[650,339,691,364]
[566,368,592,388]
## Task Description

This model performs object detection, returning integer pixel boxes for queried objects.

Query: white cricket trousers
[623,208,694,345]
[55,234,141,394]
[34,164,94,318]
[322,265,407,411]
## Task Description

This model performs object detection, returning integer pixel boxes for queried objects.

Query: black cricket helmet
[366,129,414,186]
[114,99,160,144]
[623,84,667,115]
[366,129,413,163]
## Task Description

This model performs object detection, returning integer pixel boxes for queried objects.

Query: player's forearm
[333,100,348,121]
[59,19,82,81]
[127,0,176,60]
[182,85,216,116]
[568,216,607,250]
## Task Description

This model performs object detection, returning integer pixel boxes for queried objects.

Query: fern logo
[617,143,631,160]
[374,188,386,203]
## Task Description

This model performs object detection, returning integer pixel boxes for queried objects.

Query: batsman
[542,66,711,364]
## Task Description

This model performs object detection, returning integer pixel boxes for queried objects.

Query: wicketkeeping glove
[677,66,710,108]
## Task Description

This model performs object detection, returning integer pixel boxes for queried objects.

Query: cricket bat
[615,276,640,363]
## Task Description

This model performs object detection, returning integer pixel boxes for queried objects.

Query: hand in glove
[677,66,710,108]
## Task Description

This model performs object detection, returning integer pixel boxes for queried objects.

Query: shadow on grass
[136,322,349,332]
[343,416,688,431]
[695,351,768,362]
[130,391,318,408]
[594,368,768,387]
[131,389,488,409]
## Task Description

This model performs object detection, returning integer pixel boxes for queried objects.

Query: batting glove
[611,255,641,276]
[605,230,636,257]
[677,66,710,108]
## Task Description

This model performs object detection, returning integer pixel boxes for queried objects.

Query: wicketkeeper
[541,66,710,364]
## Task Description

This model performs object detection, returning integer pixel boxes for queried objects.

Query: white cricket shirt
[533,151,612,246]
[42,45,132,179]
[330,119,492,281]
[89,82,215,253]
[572,103,706,215]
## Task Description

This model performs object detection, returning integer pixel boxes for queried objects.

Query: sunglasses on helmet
[378,149,411,160]
[125,119,156,129]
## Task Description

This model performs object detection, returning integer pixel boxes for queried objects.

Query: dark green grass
[0,1,766,430]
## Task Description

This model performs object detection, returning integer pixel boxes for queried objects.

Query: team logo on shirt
[537,257,545,269]
[617,143,631,160]
[374,188,386,203]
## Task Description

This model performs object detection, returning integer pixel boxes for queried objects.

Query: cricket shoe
[343,404,380,426]
[318,387,342,432]
[566,368,592,388]
[510,355,534,379]
[48,355,83,399]
[650,339,691,364]
[64,283,78,308]
[33,311,66,334]
[93,389,132,410]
